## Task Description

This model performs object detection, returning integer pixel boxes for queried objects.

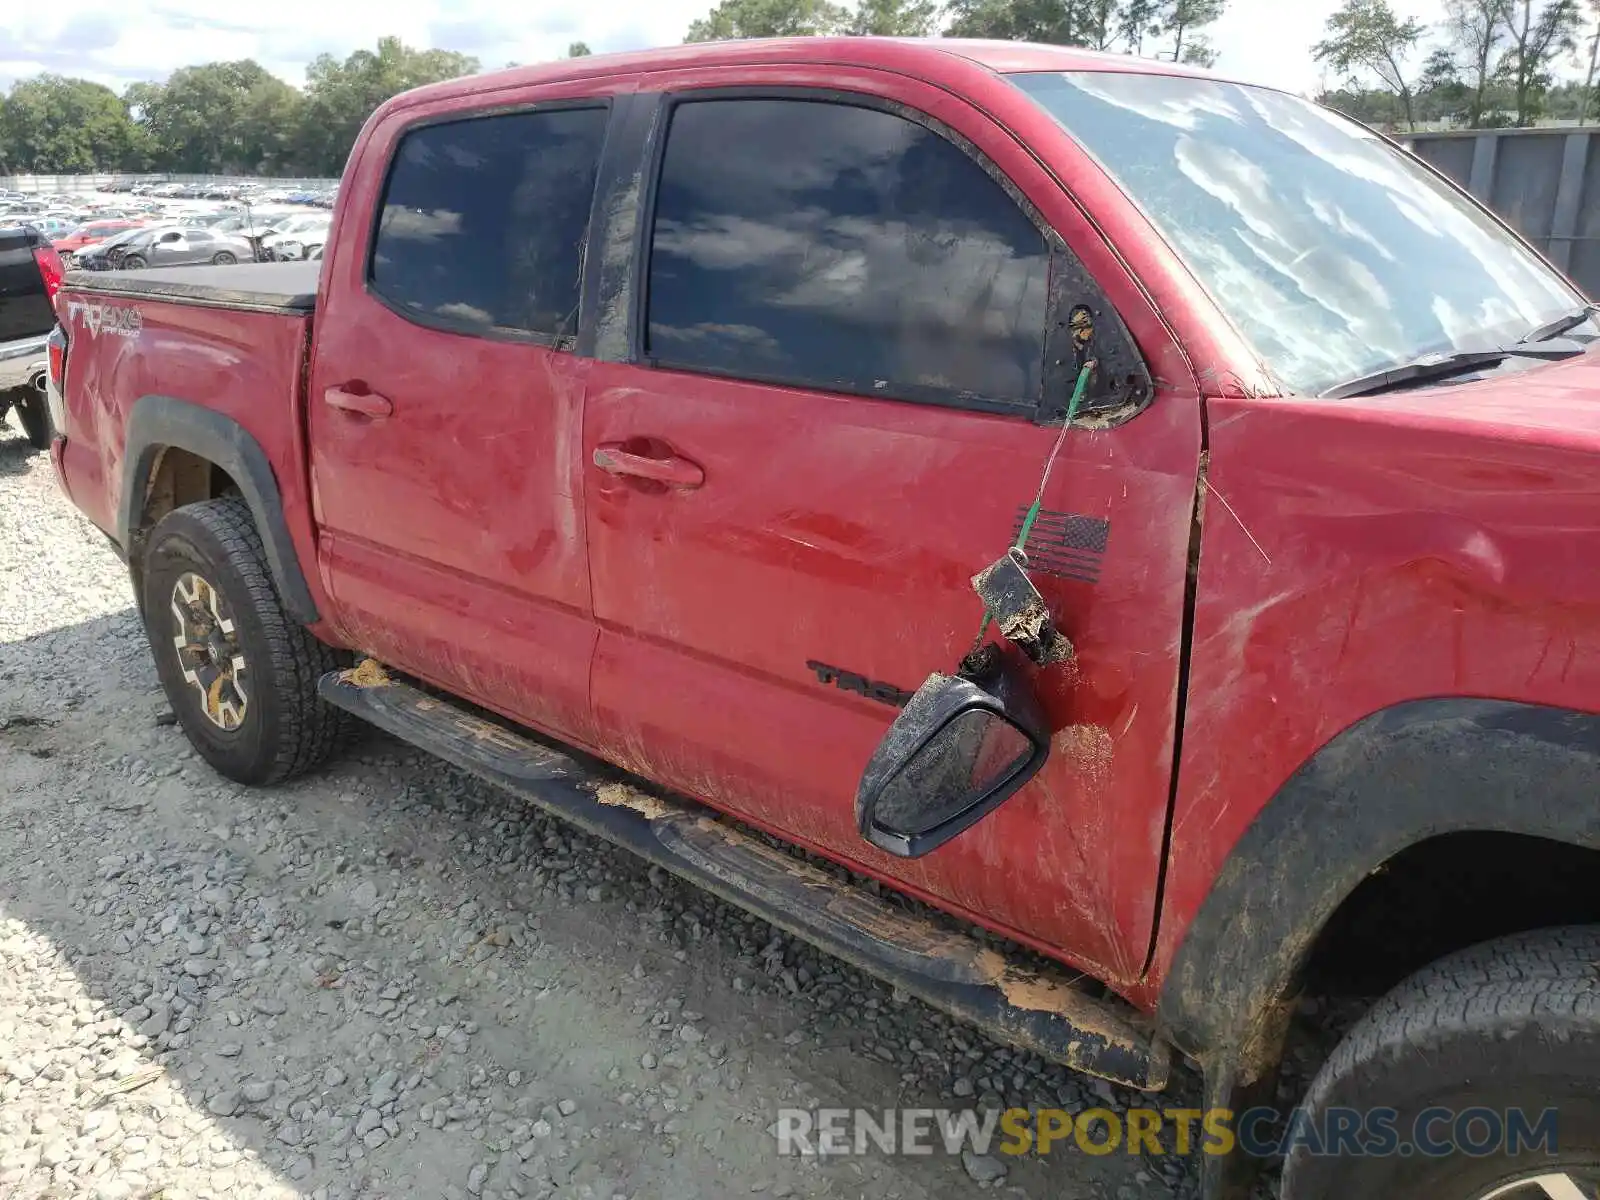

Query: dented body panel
[1145,369,1600,1009]
[48,42,1600,1180]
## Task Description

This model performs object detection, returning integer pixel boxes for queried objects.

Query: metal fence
[1405,128,1600,298]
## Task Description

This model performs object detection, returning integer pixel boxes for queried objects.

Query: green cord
[1014,363,1093,554]
[975,362,1094,643]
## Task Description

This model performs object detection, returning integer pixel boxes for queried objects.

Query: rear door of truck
[307,81,619,749]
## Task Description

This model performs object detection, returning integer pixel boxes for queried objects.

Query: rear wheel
[10,387,52,450]
[141,495,350,784]
[211,250,237,265]
[1282,926,1600,1200]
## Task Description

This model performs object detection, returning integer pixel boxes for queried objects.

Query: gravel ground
[0,419,1221,1200]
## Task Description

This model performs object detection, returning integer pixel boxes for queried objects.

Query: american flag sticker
[1011,509,1110,584]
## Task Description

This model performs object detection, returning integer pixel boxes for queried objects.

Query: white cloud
[0,0,713,90]
[3,0,1590,97]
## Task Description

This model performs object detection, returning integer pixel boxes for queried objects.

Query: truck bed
[65,261,319,315]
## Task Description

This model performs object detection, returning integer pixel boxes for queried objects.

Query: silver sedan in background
[110,225,253,269]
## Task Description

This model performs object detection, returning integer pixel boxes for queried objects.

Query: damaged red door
[583,71,1201,987]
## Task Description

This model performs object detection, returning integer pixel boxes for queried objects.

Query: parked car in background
[0,224,62,448]
[221,210,294,236]
[72,224,162,271]
[251,212,331,261]
[27,217,77,239]
[105,225,251,269]
[54,219,147,263]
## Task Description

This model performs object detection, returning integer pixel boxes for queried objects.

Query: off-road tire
[141,495,350,784]
[10,387,51,450]
[1282,926,1600,1200]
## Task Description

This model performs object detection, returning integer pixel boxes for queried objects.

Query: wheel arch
[120,394,319,625]
[1159,698,1600,1200]
[1159,698,1600,1067]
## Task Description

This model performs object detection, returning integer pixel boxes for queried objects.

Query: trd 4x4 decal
[67,300,143,339]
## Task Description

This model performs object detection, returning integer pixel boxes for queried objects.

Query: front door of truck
[581,76,1202,986]
[308,86,616,746]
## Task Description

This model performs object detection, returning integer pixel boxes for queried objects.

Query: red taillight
[48,334,65,390]
[32,244,64,301]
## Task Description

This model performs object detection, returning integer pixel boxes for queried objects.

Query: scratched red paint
[51,38,1600,1025]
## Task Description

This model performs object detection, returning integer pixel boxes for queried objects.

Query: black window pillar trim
[612,84,1153,427]
[581,93,658,364]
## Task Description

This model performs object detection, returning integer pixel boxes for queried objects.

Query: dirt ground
[0,421,1196,1199]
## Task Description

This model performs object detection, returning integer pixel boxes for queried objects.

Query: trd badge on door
[805,661,914,708]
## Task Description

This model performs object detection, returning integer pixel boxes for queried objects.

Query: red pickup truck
[44,39,1600,1200]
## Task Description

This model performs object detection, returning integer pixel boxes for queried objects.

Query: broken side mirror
[855,662,1048,859]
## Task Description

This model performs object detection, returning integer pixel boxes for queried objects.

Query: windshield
[1011,71,1583,395]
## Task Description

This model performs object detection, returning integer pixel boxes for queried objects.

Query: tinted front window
[1012,72,1580,395]
[647,99,1050,405]
[372,106,608,340]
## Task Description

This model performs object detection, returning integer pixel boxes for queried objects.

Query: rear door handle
[324,386,392,418]
[593,443,705,489]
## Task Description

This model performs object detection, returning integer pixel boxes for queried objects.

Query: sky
[0,0,1554,97]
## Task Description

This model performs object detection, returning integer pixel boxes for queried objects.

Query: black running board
[318,661,1170,1090]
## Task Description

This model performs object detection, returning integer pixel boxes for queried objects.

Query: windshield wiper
[1323,344,1582,400]
[1520,303,1600,345]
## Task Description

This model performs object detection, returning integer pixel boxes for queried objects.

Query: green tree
[1117,0,1165,52]
[1581,0,1600,123]
[1438,0,1509,126]
[567,41,593,56]
[1419,45,1474,123]
[848,0,939,35]
[0,75,138,173]
[239,78,306,175]
[1164,0,1225,63]
[685,0,848,39]
[297,38,480,175]
[944,0,1117,43]
[1497,0,1582,125]
[1313,0,1426,130]
[131,62,301,174]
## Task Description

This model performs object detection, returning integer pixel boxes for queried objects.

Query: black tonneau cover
[65,261,319,315]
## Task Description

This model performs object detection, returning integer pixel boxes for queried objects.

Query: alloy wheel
[169,571,249,730]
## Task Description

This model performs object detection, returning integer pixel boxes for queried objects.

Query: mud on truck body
[42,37,1600,1200]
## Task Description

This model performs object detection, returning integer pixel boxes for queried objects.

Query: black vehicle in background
[0,225,63,450]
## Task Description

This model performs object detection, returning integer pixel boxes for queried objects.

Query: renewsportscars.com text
[771,1106,1560,1160]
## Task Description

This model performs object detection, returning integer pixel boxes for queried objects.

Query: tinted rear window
[371,106,609,342]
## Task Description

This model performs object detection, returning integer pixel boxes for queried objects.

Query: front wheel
[1283,926,1600,1200]
[141,496,350,784]
[211,251,237,265]
[121,253,147,270]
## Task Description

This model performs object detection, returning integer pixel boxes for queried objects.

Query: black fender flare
[1158,697,1600,1065]
[118,394,319,625]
